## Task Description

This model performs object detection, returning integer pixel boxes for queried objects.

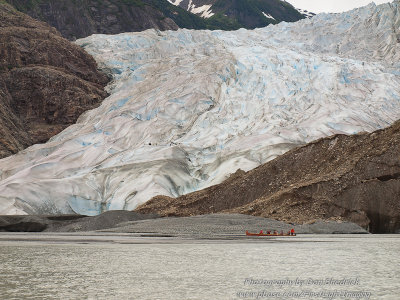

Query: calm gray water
[0,234,399,300]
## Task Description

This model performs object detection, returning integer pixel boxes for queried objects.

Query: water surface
[0,234,399,299]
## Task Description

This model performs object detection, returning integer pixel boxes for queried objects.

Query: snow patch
[187,0,214,18]
[262,12,276,21]
[167,0,184,6]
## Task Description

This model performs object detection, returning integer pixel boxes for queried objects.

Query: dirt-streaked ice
[0,1,399,215]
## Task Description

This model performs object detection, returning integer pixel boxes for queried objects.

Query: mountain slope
[6,0,179,40]
[6,0,241,40]
[168,0,307,28]
[0,1,108,159]
[0,1,399,216]
[137,120,400,233]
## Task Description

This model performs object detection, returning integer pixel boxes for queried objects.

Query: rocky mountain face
[6,0,180,40]
[0,2,108,159]
[137,120,400,234]
[7,0,307,39]
[168,0,307,28]
[6,0,240,40]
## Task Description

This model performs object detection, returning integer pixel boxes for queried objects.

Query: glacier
[0,1,400,215]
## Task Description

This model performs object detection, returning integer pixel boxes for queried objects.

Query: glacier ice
[0,1,400,215]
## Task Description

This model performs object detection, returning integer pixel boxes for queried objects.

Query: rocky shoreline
[0,212,369,237]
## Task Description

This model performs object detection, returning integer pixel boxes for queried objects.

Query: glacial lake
[0,234,399,299]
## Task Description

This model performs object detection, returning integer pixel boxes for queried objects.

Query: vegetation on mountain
[174,0,305,28]
[5,0,304,40]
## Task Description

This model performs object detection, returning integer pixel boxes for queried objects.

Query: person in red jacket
[291,228,295,235]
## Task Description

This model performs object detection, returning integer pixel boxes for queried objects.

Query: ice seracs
[0,1,399,215]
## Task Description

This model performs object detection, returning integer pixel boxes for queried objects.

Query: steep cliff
[0,2,108,158]
[136,120,400,233]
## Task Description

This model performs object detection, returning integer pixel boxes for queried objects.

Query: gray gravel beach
[0,212,368,240]
[100,213,368,239]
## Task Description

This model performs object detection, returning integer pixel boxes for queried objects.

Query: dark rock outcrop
[0,2,108,158]
[0,216,49,232]
[0,211,159,232]
[6,0,183,40]
[136,121,400,233]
